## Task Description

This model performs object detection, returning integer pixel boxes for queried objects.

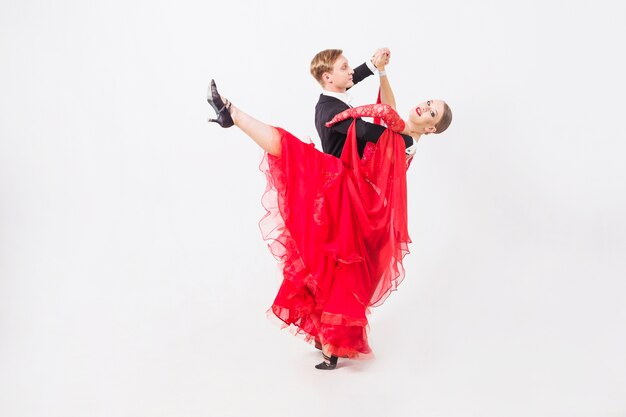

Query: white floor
[1,217,624,417]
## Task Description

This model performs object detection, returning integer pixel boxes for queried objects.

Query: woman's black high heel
[315,353,338,370]
[207,79,234,128]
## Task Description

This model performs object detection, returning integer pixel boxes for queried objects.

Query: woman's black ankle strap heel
[315,353,338,370]
[207,79,234,128]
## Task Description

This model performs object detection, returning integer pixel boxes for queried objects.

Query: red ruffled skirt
[259,121,411,358]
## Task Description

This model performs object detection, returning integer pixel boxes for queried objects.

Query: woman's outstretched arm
[325,104,405,133]
[372,50,397,110]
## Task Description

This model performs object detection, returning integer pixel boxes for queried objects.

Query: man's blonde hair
[310,49,343,85]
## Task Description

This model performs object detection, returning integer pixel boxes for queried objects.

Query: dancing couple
[206,48,452,370]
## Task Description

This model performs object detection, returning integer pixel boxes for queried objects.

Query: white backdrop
[1,1,625,416]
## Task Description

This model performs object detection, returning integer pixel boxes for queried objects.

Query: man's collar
[321,90,353,106]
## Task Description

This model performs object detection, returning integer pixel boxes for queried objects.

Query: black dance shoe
[315,353,338,370]
[207,79,234,128]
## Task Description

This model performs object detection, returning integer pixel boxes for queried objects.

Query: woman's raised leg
[207,79,282,157]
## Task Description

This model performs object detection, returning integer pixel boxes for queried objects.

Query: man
[310,48,416,159]
[306,49,418,370]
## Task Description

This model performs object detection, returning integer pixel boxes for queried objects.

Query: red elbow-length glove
[325,103,406,133]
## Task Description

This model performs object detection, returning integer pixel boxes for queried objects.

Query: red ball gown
[258,104,411,359]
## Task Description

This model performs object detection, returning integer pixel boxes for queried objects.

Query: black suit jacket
[314,62,413,158]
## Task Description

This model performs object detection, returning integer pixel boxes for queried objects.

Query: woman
[206,73,452,370]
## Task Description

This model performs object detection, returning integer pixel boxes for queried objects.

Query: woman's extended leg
[229,104,282,157]
[207,79,282,157]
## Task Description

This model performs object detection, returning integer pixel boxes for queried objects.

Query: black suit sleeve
[351,62,374,87]
[329,118,413,149]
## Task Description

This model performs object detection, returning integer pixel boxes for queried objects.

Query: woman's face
[408,99,445,133]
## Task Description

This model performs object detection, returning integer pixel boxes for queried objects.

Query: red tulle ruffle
[258,121,410,358]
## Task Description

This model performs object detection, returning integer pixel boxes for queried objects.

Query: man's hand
[370,48,391,71]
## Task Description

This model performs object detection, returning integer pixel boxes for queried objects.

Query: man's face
[324,55,354,92]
